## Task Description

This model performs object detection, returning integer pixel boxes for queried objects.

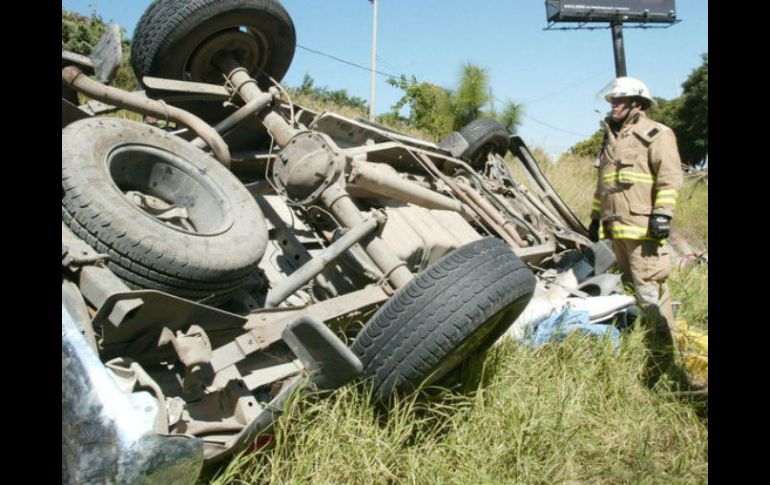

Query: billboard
[545,0,677,23]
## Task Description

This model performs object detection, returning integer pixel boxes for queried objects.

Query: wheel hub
[107,144,234,236]
[126,190,196,232]
[188,30,264,83]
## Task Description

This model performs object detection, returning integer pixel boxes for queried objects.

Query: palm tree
[452,63,488,130]
[450,63,523,134]
[385,62,524,137]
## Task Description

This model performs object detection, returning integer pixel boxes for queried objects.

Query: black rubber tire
[436,131,468,159]
[62,117,268,301]
[131,0,296,88]
[352,237,536,398]
[442,118,510,168]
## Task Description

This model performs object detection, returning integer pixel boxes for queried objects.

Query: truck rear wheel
[62,118,268,302]
[439,118,510,168]
[352,237,536,398]
[131,0,296,89]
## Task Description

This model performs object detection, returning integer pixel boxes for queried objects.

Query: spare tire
[131,0,296,89]
[439,118,510,168]
[352,237,536,398]
[62,118,268,302]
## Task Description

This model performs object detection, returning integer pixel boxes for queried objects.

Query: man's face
[609,97,634,122]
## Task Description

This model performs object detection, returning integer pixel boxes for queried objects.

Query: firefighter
[588,76,684,383]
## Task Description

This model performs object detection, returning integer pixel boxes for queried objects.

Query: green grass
[541,152,598,224]
[669,263,708,333]
[672,175,708,251]
[211,330,707,484]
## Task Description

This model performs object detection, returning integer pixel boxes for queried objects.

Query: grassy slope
[212,333,706,484]
[211,146,708,484]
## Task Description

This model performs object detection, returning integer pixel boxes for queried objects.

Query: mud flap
[585,239,617,276]
[282,316,363,390]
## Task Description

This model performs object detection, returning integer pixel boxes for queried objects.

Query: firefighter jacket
[591,109,683,241]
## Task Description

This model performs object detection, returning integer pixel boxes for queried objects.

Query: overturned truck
[62,0,611,482]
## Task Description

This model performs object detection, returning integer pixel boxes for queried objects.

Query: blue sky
[62,0,708,158]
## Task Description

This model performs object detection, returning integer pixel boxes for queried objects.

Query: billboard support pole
[611,21,627,77]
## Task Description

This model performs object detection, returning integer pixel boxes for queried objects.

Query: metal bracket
[281,316,362,390]
[159,325,213,368]
[78,99,118,116]
[141,76,230,99]
[92,290,247,362]
[62,223,109,271]
[159,325,215,394]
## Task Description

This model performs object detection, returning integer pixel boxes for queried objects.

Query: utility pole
[369,0,378,120]
[610,21,627,77]
[489,87,495,115]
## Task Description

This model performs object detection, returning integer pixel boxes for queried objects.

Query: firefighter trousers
[612,238,677,383]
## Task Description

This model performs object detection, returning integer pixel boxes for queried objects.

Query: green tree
[385,63,523,140]
[451,63,488,129]
[385,75,454,138]
[651,54,708,165]
[297,73,316,95]
[290,73,369,111]
[497,100,525,135]
[568,129,604,158]
[62,10,104,54]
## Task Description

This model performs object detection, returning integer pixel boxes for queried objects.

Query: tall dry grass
[671,175,708,251]
[211,330,707,484]
[540,152,598,224]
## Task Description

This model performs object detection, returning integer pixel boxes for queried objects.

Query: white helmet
[603,76,657,108]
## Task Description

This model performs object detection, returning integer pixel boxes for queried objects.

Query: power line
[297,43,591,139]
[525,68,612,105]
[297,44,399,79]
[491,94,591,138]
[376,54,405,77]
[522,113,592,138]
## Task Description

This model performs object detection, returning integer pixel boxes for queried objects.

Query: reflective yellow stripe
[621,171,655,183]
[602,170,656,185]
[655,189,678,207]
[612,224,647,236]
[592,198,601,211]
[601,223,665,244]
[655,197,677,207]
[610,224,658,242]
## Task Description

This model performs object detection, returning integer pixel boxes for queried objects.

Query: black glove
[588,219,600,242]
[649,214,671,240]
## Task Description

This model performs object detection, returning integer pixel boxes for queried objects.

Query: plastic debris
[519,307,621,350]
